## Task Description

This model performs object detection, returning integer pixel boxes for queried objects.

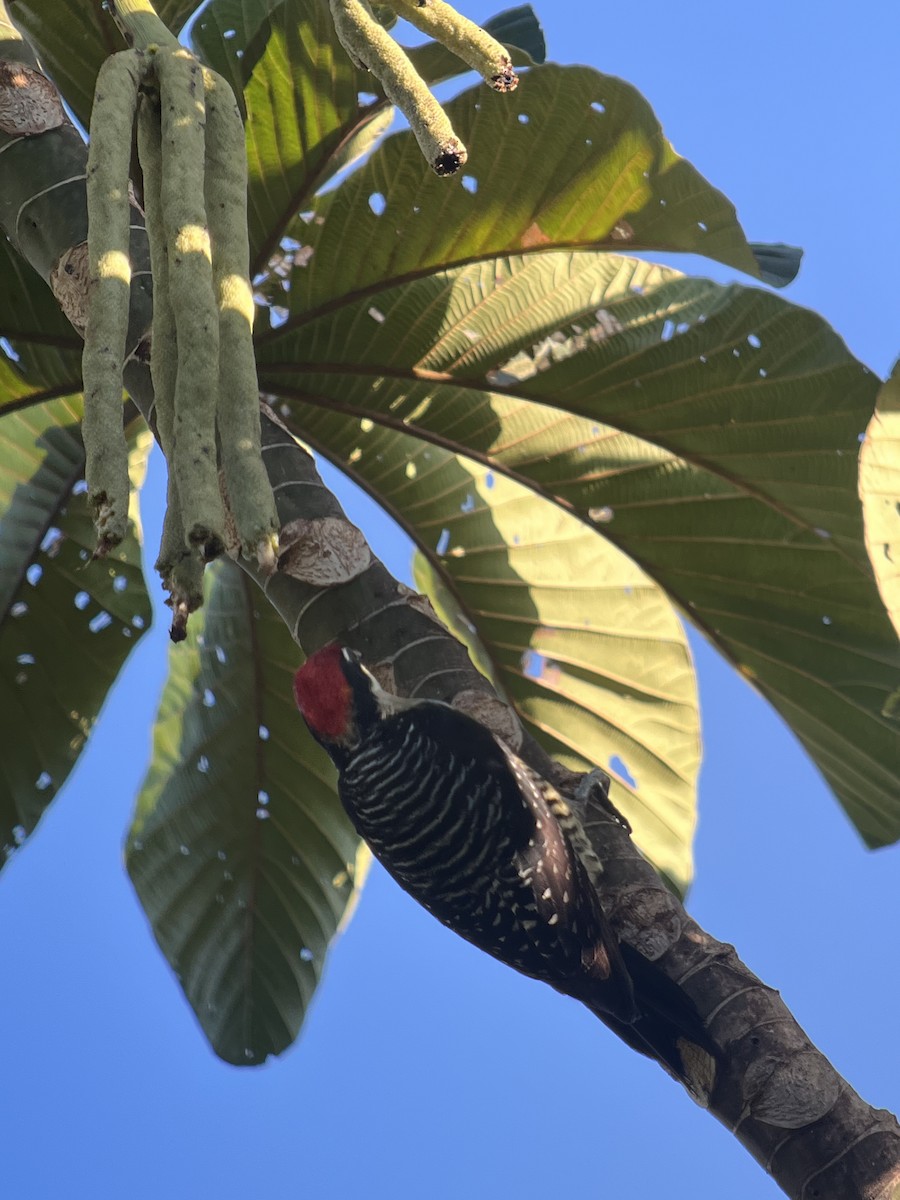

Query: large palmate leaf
[275,61,798,323]
[860,362,900,641]
[194,0,544,273]
[0,398,151,863]
[258,251,898,848]
[237,0,390,269]
[127,558,365,1065]
[412,459,701,892]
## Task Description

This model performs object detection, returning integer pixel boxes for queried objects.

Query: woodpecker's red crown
[293,644,354,742]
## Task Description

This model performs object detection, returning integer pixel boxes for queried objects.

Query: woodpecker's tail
[587,943,718,1089]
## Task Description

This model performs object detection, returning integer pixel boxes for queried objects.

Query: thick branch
[1,29,898,1199]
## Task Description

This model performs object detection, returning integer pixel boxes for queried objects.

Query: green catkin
[82,49,145,553]
[137,91,204,629]
[155,46,225,558]
[202,69,279,570]
[329,0,467,174]
[390,0,518,91]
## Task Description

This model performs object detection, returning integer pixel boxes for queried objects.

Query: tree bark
[1,18,898,1198]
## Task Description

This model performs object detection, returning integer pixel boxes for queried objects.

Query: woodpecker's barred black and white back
[294,644,637,1025]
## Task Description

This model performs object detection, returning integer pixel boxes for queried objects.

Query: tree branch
[1,23,898,1197]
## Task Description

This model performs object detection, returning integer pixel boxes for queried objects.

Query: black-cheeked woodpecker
[294,644,711,1086]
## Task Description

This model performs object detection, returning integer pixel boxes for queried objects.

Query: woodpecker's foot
[576,768,632,834]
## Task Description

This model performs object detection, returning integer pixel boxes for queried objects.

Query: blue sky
[2,2,898,1197]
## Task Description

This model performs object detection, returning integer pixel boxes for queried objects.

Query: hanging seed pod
[391,0,518,91]
[155,46,225,559]
[203,68,279,571]
[329,0,467,175]
[82,49,146,554]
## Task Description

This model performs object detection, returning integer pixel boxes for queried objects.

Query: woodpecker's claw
[576,768,632,834]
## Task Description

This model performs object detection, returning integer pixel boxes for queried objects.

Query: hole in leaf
[610,755,637,789]
[40,526,63,553]
[589,506,615,524]
[521,650,546,678]
[368,192,386,216]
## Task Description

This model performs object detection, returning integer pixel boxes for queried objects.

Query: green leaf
[411,459,700,892]
[282,62,797,319]
[258,250,897,848]
[154,0,199,34]
[127,558,365,1065]
[236,0,395,272]
[0,401,151,864]
[191,0,287,102]
[860,360,900,640]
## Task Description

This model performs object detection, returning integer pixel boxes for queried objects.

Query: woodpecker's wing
[496,743,634,998]
[382,702,636,1021]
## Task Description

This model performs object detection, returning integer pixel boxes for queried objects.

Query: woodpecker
[294,645,712,1081]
